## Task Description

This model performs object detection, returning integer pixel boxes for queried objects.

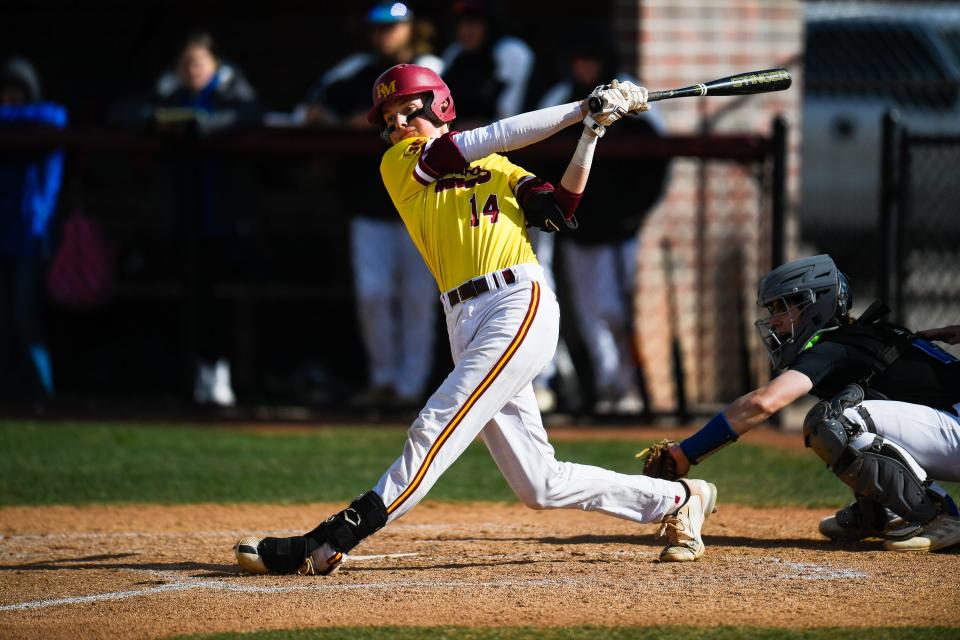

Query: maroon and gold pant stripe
[386,282,541,515]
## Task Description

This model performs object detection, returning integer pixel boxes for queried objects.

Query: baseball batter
[642,255,960,552]
[235,64,718,575]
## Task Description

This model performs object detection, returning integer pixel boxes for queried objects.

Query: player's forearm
[558,128,598,195]
[454,101,588,163]
[672,369,813,472]
[724,390,782,434]
[672,395,781,471]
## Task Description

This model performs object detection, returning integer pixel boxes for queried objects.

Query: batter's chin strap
[307,490,388,552]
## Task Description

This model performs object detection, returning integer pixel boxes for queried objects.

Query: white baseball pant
[350,216,437,400]
[561,237,639,399]
[373,264,684,523]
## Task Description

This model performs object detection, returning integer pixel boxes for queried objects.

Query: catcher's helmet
[755,254,852,369]
[366,63,456,127]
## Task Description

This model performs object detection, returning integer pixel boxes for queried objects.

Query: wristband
[679,412,739,465]
[571,129,598,168]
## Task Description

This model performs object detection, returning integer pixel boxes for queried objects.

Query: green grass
[0,421,956,507]
[180,625,960,640]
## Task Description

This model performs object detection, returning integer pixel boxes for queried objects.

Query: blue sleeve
[28,150,64,237]
[0,103,69,240]
[0,102,68,128]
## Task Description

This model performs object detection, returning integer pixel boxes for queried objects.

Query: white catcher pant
[373,264,683,524]
[844,400,960,482]
[350,217,436,399]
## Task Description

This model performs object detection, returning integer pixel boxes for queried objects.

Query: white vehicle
[800,4,960,274]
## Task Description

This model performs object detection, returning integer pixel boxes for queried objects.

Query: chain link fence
[800,2,960,314]
[884,128,960,358]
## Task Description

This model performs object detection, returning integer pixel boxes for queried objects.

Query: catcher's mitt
[635,439,684,480]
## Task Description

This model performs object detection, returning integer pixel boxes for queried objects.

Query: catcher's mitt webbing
[679,412,739,464]
[635,439,681,480]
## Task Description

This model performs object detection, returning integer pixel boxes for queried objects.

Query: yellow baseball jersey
[380,135,539,292]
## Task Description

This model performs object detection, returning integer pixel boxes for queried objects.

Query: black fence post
[771,116,787,270]
[879,109,900,313]
[893,128,911,323]
[176,135,201,403]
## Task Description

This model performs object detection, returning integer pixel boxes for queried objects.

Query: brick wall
[616,0,804,411]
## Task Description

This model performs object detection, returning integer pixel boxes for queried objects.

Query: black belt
[444,268,517,307]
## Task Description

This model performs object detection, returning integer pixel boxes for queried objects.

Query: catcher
[640,254,960,552]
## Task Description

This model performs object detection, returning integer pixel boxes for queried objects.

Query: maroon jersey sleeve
[417,132,469,181]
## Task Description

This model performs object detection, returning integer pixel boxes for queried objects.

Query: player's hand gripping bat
[588,68,792,114]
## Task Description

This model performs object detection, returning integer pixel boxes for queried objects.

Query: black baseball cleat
[235,535,346,576]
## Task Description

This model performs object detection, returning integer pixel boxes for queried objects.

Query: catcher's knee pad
[307,490,388,553]
[803,402,853,469]
[802,383,868,468]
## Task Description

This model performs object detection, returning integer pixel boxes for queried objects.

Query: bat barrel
[587,68,791,112]
[706,68,791,96]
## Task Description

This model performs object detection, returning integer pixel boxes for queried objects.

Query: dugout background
[13,2,955,416]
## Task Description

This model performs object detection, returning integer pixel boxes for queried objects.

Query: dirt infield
[1,500,958,639]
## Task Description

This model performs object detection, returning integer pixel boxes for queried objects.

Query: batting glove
[613,79,650,113]
[584,83,630,137]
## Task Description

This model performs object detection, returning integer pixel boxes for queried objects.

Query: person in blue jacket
[0,56,66,401]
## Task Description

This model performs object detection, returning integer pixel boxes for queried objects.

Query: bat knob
[588,96,603,113]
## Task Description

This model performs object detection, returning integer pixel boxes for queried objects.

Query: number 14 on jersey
[469,193,500,227]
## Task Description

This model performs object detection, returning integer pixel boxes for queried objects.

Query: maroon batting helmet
[366,63,456,126]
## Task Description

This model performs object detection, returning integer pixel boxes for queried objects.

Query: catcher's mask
[367,63,455,142]
[755,254,851,369]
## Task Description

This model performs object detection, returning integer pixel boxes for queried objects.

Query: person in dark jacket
[299,3,442,409]
[0,56,66,401]
[112,32,262,406]
[440,0,533,130]
[535,27,670,415]
[114,31,260,136]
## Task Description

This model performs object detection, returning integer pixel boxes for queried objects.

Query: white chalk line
[0,522,486,543]
[0,565,578,612]
[0,552,871,613]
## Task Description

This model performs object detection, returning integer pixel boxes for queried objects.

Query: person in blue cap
[299,3,444,411]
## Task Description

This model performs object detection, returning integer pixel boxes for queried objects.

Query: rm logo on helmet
[375,80,397,99]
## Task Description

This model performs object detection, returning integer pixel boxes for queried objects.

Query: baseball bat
[588,68,791,113]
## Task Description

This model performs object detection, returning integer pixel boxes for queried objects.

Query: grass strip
[1,421,956,507]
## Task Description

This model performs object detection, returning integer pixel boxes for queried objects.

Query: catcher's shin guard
[804,388,938,524]
[819,495,898,541]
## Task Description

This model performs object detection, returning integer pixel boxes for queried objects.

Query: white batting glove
[584,82,630,137]
[614,79,650,113]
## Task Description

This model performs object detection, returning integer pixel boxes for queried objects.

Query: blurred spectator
[298,2,441,409]
[0,56,66,402]
[113,31,260,136]
[441,0,551,406]
[112,31,263,406]
[537,25,670,415]
[440,0,534,128]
